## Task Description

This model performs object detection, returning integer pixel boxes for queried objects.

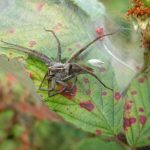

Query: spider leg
[44,29,62,62]
[38,71,49,91]
[66,32,115,63]
[39,72,56,96]
[48,77,57,97]
[60,74,77,93]
[49,80,67,97]
[62,74,75,81]
[65,76,77,93]
[71,76,77,90]
[0,40,52,64]
[72,63,113,91]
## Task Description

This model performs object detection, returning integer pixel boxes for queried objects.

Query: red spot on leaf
[53,22,63,32]
[29,40,37,48]
[7,74,16,84]
[6,28,15,34]
[68,48,72,51]
[139,107,144,112]
[86,89,91,96]
[124,101,132,111]
[0,103,6,110]
[99,67,106,73]
[21,102,27,113]
[53,23,63,32]
[75,43,81,48]
[124,118,131,131]
[102,91,107,96]
[57,22,63,27]
[36,3,44,11]
[114,92,121,101]
[20,131,30,147]
[136,65,142,71]
[61,84,77,100]
[117,133,126,142]
[131,90,138,96]
[95,129,102,135]
[28,72,33,79]
[129,117,136,124]
[96,27,104,36]
[80,100,95,111]
[83,77,89,84]
[139,115,147,125]
[144,75,148,80]
[124,117,136,130]
[138,77,145,83]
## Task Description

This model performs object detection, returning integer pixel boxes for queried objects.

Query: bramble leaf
[124,71,150,147]
[76,138,126,150]
[0,0,124,137]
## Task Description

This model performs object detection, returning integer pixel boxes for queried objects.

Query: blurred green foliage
[0,55,88,150]
[77,138,126,150]
[101,0,129,15]
[143,0,150,6]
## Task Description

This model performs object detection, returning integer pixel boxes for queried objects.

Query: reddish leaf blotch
[80,100,95,111]
[124,117,136,130]
[36,3,44,11]
[114,92,121,101]
[29,40,37,48]
[6,28,15,34]
[96,27,104,36]
[86,89,91,96]
[130,117,136,124]
[95,129,102,136]
[124,101,132,111]
[99,67,106,73]
[139,107,144,112]
[102,91,107,96]
[136,65,142,71]
[28,72,33,78]
[83,77,89,84]
[138,77,145,83]
[144,75,148,80]
[75,43,81,49]
[68,48,72,51]
[61,84,77,100]
[7,73,16,84]
[131,90,138,96]
[57,22,63,27]
[139,115,147,125]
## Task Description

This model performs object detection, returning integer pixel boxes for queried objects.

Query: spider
[1,29,114,97]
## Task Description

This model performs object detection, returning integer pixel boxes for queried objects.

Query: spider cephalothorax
[1,29,114,97]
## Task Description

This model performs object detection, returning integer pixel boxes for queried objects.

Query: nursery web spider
[1,29,114,97]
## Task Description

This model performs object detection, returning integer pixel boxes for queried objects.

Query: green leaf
[76,138,126,150]
[0,55,42,101]
[0,140,16,150]
[0,0,124,137]
[67,0,106,19]
[143,0,150,6]
[124,71,150,147]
